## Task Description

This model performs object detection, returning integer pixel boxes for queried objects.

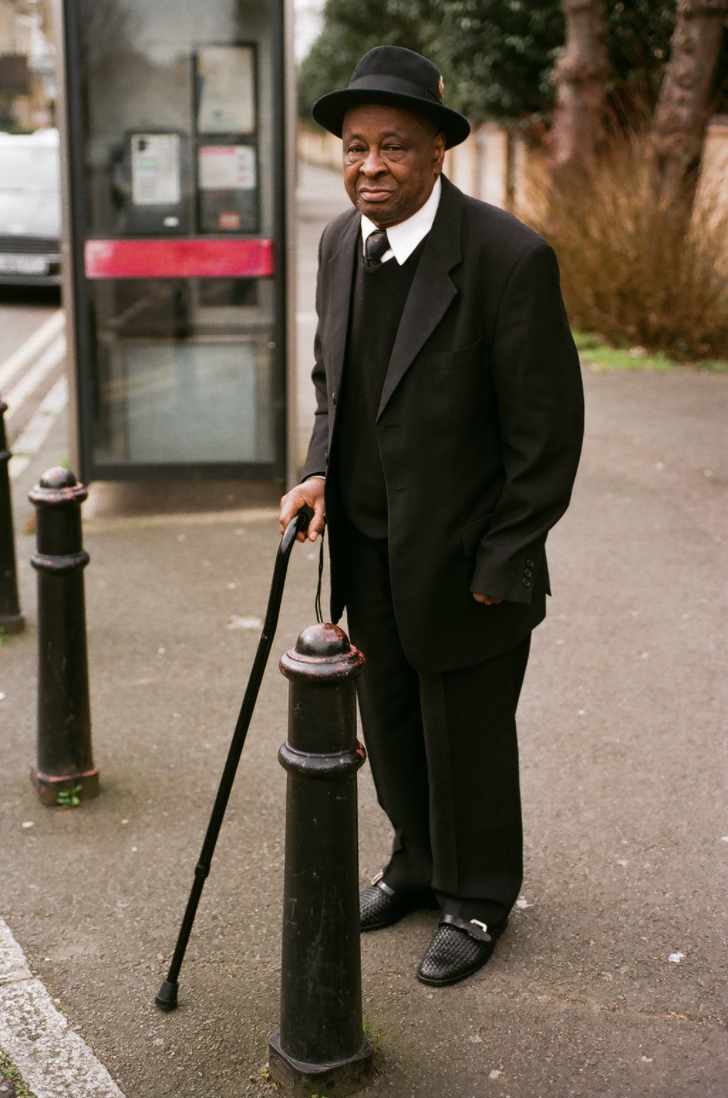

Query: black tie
[364,229,390,267]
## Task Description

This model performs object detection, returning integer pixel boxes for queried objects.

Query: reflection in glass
[90,277,275,467]
[123,341,272,462]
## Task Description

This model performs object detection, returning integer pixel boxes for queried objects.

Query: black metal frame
[59,0,288,485]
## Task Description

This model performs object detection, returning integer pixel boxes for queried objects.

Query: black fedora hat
[312,46,470,150]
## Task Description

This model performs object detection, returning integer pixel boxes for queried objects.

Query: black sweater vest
[337,239,425,538]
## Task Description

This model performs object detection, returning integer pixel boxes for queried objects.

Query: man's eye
[347,145,365,156]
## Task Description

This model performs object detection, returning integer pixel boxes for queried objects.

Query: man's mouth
[358,187,393,203]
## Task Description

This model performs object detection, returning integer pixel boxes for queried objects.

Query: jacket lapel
[322,210,360,401]
[377,176,464,419]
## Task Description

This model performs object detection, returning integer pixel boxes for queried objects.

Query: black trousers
[343,521,531,924]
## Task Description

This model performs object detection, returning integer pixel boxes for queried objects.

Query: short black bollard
[0,400,24,634]
[268,623,374,1097]
[28,467,99,806]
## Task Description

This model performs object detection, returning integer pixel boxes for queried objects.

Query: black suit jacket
[302,175,584,673]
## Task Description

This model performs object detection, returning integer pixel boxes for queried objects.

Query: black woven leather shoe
[360,875,435,932]
[416,913,507,986]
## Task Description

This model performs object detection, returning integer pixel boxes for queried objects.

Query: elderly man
[280,45,584,986]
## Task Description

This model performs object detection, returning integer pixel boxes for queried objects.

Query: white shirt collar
[360,176,442,265]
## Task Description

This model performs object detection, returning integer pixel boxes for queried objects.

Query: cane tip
[155,979,179,1011]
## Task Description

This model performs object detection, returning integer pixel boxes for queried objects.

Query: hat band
[348,73,442,104]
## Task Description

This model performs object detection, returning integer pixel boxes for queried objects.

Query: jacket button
[524,568,532,578]
[526,558,534,567]
[522,578,531,587]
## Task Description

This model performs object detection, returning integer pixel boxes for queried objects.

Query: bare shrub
[523,134,728,359]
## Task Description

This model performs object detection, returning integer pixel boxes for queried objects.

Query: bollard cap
[280,623,365,683]
[29,467,88,507]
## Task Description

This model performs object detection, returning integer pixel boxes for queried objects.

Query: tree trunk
[550,0,610,175]
[652,0,728,205]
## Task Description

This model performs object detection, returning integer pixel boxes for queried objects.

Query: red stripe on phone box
[84,238,274,279]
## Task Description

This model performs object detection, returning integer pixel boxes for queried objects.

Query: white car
[0,128,61,285]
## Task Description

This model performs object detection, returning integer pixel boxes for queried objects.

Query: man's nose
[360,148,386,176]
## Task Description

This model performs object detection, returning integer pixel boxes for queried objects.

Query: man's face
[342,104,446,228]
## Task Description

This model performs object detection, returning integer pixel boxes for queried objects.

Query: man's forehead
[342,103,432,138]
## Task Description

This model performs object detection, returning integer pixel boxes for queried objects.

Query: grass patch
[363,1018,385,1052]
[0,1050,38,1098]
[573,331,728,373]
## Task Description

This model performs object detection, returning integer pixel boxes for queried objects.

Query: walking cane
[155,504,315,1011]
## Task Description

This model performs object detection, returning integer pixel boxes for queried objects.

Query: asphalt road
[0,286,67,495]
[0,291,59,365]
[0,170,726,1097]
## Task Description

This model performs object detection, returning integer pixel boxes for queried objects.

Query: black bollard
[28,467,99,806]
[0,400,24,634]
[268,622,374,1097]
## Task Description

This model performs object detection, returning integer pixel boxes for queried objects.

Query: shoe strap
[440,913,492,942]
[371,870,394,896]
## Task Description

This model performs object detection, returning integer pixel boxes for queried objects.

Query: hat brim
[312,88,470,150]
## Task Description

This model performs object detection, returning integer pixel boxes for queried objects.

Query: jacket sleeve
[470,240,584,604]
[300,231,329,481]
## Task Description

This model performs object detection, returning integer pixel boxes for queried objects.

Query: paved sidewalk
[1,166,727,1096]
[3,366,727,1098]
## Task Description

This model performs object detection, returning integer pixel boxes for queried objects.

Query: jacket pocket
[423,337,484,370]
[460,512,493,557]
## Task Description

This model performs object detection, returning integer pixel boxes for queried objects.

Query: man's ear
[435,134,446,174]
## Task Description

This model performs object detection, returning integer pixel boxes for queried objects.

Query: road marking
[0,916,125,1098]
[4,334,66,419]
[0,310,65,393]
[9,376,68,481]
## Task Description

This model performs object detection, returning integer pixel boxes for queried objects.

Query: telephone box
[53,0,295,482]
